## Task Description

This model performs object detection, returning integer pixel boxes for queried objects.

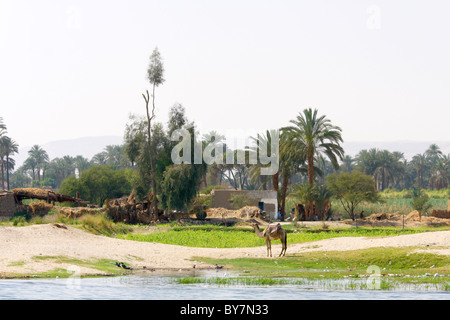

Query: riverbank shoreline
[1,224,449,279]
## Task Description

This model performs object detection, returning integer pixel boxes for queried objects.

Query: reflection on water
[0,269,448,300]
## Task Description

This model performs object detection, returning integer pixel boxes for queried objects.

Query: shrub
[326,171,380,220]
[59,166,132,206]
[12,215,27,226]
[411,188,432,214]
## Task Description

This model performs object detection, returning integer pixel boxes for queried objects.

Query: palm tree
[74,155,91,174]
[248,130,284,211]
[425,144,443,162]
[410,153,429,189]
[356,149,404,190]
[23,157,38,181]
[278,131,308,219]
[282,108,344,188]
[248,129,280,204]
[372,150,398,190]
[313,184,333,220]
[27,145,49,182]
[425,144,444,189]
[0,145,5,189]
[0,117,6,137]
[429,154,449,190]
[340,155,354,172]
[289,182,314,220]
[104,145,126,167]
[0,118,7,188]
[46,157,74,188]
[202,131,226,186]
[0,136,19,189]
[355,148,379,176]
[282,109,343,220]
[91,152,108,165]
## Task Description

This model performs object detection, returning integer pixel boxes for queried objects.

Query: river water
[0,270,448,300]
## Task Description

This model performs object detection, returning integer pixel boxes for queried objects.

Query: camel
[251,222,287,257]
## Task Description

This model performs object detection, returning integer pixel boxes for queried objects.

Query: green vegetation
[281,109,344,220]
[78,214,132,236]
[174,275,449,291]
[118,225,424,248]
[175,277,305,286]
[411,187,433,214]
[5,256,131,279]
[327,171,380,220]
[379,188,449,199]
[59,165,133,206]
[2,209,131,236]
[160,162,207,211]
[328,198,447,217]
[2,210,449,286]
[2,47,449,223]
[120,227,265,248]
[194,247,450,289]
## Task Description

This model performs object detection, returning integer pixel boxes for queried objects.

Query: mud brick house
[0,191,17,220]
[210,189,278,219]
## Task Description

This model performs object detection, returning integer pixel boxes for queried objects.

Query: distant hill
[12,137,449,169]
[15,136,124,168]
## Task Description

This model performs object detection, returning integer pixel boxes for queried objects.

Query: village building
[0,191,18,220]
[210,189,278,219]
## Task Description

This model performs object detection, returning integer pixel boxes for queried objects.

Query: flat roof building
[210,189,278,220]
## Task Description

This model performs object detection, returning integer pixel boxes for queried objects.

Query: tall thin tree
[144,47,165,217]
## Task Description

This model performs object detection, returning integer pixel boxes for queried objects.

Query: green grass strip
[118,227,423,248]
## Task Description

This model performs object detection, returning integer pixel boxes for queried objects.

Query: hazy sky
[1,0,449,150]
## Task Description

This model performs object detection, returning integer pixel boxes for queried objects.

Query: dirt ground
[0,221,448,278]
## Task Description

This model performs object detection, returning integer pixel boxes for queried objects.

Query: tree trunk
[6,155,10,190]
[144,88,158,220]
[280,173,289,221]
[272,172,280,214]
[151,85,159,217]
[0,159,4,189]
[307,153,314,220]
[307,154,314,187]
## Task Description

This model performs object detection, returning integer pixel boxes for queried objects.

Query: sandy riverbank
[0,224,449,277]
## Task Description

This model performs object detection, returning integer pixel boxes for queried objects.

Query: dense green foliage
[353,146,449,191]
[59,165,132,205]
[160,163,207,211]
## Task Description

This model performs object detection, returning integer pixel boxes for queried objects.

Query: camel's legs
[266,239,272,257]
[279,235,287,257]
[279,246,285,257]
